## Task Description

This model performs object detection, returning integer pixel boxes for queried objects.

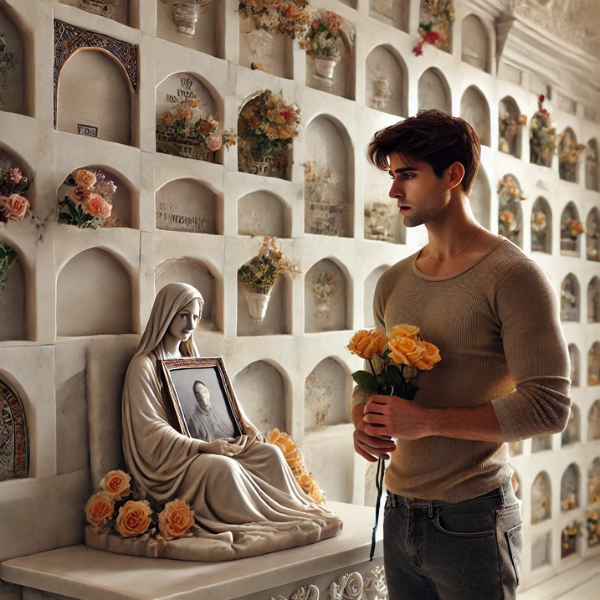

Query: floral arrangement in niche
[0,168,31,225]
[588,510,600,546]
[530,95,556,168]
[58,169,116,229]
[498,210,518,239]
[85,470,196,545]
[0,242,17,291]
[413,0,455,56]
[239,0,310,38]
[531,211,548,252]
[313,270,336,317]
[237,236,298,321]
[558,129,586,183]
[238,90,300,178]
[157,98,236,162]
[266,429,325,504]
[561,521,582,557]
[497,175,524,242]
[497,175,526,205]
[305,161,347,237]
[562,218,584,240]
[498,111,527,155]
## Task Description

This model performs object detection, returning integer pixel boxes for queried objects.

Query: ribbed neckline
[412,237,507,282]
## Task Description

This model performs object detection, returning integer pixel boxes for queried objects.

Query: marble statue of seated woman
[121,282,342,560]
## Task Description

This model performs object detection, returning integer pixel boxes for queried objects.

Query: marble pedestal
[0,502,386,600]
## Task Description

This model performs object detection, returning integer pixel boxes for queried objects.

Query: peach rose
[100,470,131,500]
[69,185,92,204]
[411,341,442,371]
[346,329,387,360]
[388,335,424,367]
[158,499,195,540]
[388,324,420,341]
[74,169,97,188]
[83,194,112,219]
[1,194,30,220]
[85,492,115,531]
[115,500,152,538]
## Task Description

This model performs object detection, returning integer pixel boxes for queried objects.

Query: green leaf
[352,370,380,393]
[385,364,405,387]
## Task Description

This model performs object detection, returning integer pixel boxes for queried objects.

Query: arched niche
[419,1,452,53]
[569,344,580,387]
[531,433,552,454]
[531,197,552,254]
[508,441,522,457]
[156,73,221,164]
[418,68,451,114]
[589,277,600,323]
[588,341,600,387]
[56,166,132,227]
[0,253,26,342]
[562,405,580,446]
[305,259,348,334]
[588,457,600,504]
[369,0,408,31]
[531,533,551,570]
[156,179,219,235]
[0,378,28,481]
[471,167,491,228]
[237,273,289,337]
[0,145,33,210]
[56,49,132,146]
[460,86,490,147]
[304,116,353,238]
[157,0,218,56]
[233,361,285,434]
[588,401,600,441]
[531,471,552,524]
[586,208,600,262]
[304,358,348,432]
[365,45,406,117]
[62,0,130,24]
[0,4,25,115]
[498,96,523,158]
[560,273,580,322]
[238,191,289,238]
[364,266,388,328]
[461,15,490,72]
[57,248,132,336]
[560,202,582,257]
[558,128,580,183]
[498,175,523,248]
[586,139,599,192]
[561,464,580,511]
[239,17,292,79]
[155,258,218,332]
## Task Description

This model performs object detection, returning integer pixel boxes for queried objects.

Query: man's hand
[364,395,430,440]
[352,403,396,462]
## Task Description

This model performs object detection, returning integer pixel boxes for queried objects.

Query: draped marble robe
[121,283,342,561]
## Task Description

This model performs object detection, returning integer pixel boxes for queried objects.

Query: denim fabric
[383,481,523,600]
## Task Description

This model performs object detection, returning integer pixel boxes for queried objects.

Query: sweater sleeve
[491,259,571,442]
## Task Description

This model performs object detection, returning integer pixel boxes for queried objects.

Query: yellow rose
[411,341,442,371]
[388,335,421,366]
[85,492,114,531]
[158,499,195,540]
[74,169,97,188]
[346,328,387,359]
[100,470,131,500]
[389,324,420,341]
[115,500,152,538]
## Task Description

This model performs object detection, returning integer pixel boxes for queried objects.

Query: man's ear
[447,162,465,191]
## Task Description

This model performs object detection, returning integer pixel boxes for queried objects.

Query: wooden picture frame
[158,357,246,441]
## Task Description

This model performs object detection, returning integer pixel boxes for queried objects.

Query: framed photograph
[158,357,246,442]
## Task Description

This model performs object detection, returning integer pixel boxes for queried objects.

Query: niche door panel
[0,258,26,341]
[460,86,490,147]
[365,46,405,117]
[0,5,25,115]
[238,191,287,238]
[369,0,407,31]
[418,68,450,114]
[305,259,347,333]
[304,358,348,432]
[0,379,28,481]
[461,15,489,72]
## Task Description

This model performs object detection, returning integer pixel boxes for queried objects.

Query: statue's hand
[199,438,244,457]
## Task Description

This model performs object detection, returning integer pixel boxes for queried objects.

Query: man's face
[193,382,211,414]
[388,153,451,228]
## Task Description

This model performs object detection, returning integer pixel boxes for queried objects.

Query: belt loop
[428,500,434,518]
[390,493,396,508]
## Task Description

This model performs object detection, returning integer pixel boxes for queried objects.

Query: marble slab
[0,501,383,600]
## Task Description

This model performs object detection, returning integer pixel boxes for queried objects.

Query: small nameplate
[78,124,99,137]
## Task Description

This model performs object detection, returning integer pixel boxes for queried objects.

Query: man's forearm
[427,403,504,442]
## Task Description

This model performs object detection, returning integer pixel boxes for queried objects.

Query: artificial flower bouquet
[530,95,556,167]
[497,175,526,205]
[0,167,31,225]
[239,0,310,38]
[300,9,344,59]
[563,218,585,239]
[413,0,455,56]
[157,98,236,161]
[498,210,518,237]
[58,168,116,229]
[558,129,586,182]
[85,470,196,545]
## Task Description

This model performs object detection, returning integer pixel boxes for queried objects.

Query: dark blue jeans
[383,481,523,600]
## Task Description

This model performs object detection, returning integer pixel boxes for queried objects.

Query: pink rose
[205,133,222,152]
[9,168,23,184]
[83,194,112,219]
[69,185,92,204]
[1,194,30,220]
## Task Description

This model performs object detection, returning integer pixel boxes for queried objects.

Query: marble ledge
[1,501,382,600]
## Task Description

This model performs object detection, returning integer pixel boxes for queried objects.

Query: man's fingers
[354,442,379,462]
[364,423,391,438]
[363,413,387,424]
[355,428,395,448]
[356,439,391,461]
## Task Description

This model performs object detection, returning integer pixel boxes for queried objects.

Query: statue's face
[168,299,201,342]
[193,381,211,414]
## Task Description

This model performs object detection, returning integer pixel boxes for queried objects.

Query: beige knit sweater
[352,238,571,502]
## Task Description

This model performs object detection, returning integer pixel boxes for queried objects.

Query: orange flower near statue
[115,500,153,538]
[158,499,195,540]
[85,492,115,531]
[100,470,131,500]
[346,328,387,360]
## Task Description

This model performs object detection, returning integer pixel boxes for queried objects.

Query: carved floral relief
[0,379,28,482]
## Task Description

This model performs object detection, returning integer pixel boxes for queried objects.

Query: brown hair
[367,110,481,195]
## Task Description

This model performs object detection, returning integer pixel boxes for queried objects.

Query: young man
[353,110,571,600]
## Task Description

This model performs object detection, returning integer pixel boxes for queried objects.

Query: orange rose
[85,492,115,531]
[69,185,92,204]
[158,499,195,540]
[388,335,423,366]
[388,324,420,341]
[1,194,30,220]
[411,341,442,371]
[346,329,387,359]
[83,194,112,219]
[100,470,131,500]
[74,169,97,188]
[115,500,152,538]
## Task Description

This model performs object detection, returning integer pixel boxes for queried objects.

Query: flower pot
[313,55,340,83]
[238,152,284,178]
[173,0,210,36]
[243,286,272,321]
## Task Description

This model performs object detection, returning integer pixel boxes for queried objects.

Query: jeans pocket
[433,499,497,538]
[506,523,523,586]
